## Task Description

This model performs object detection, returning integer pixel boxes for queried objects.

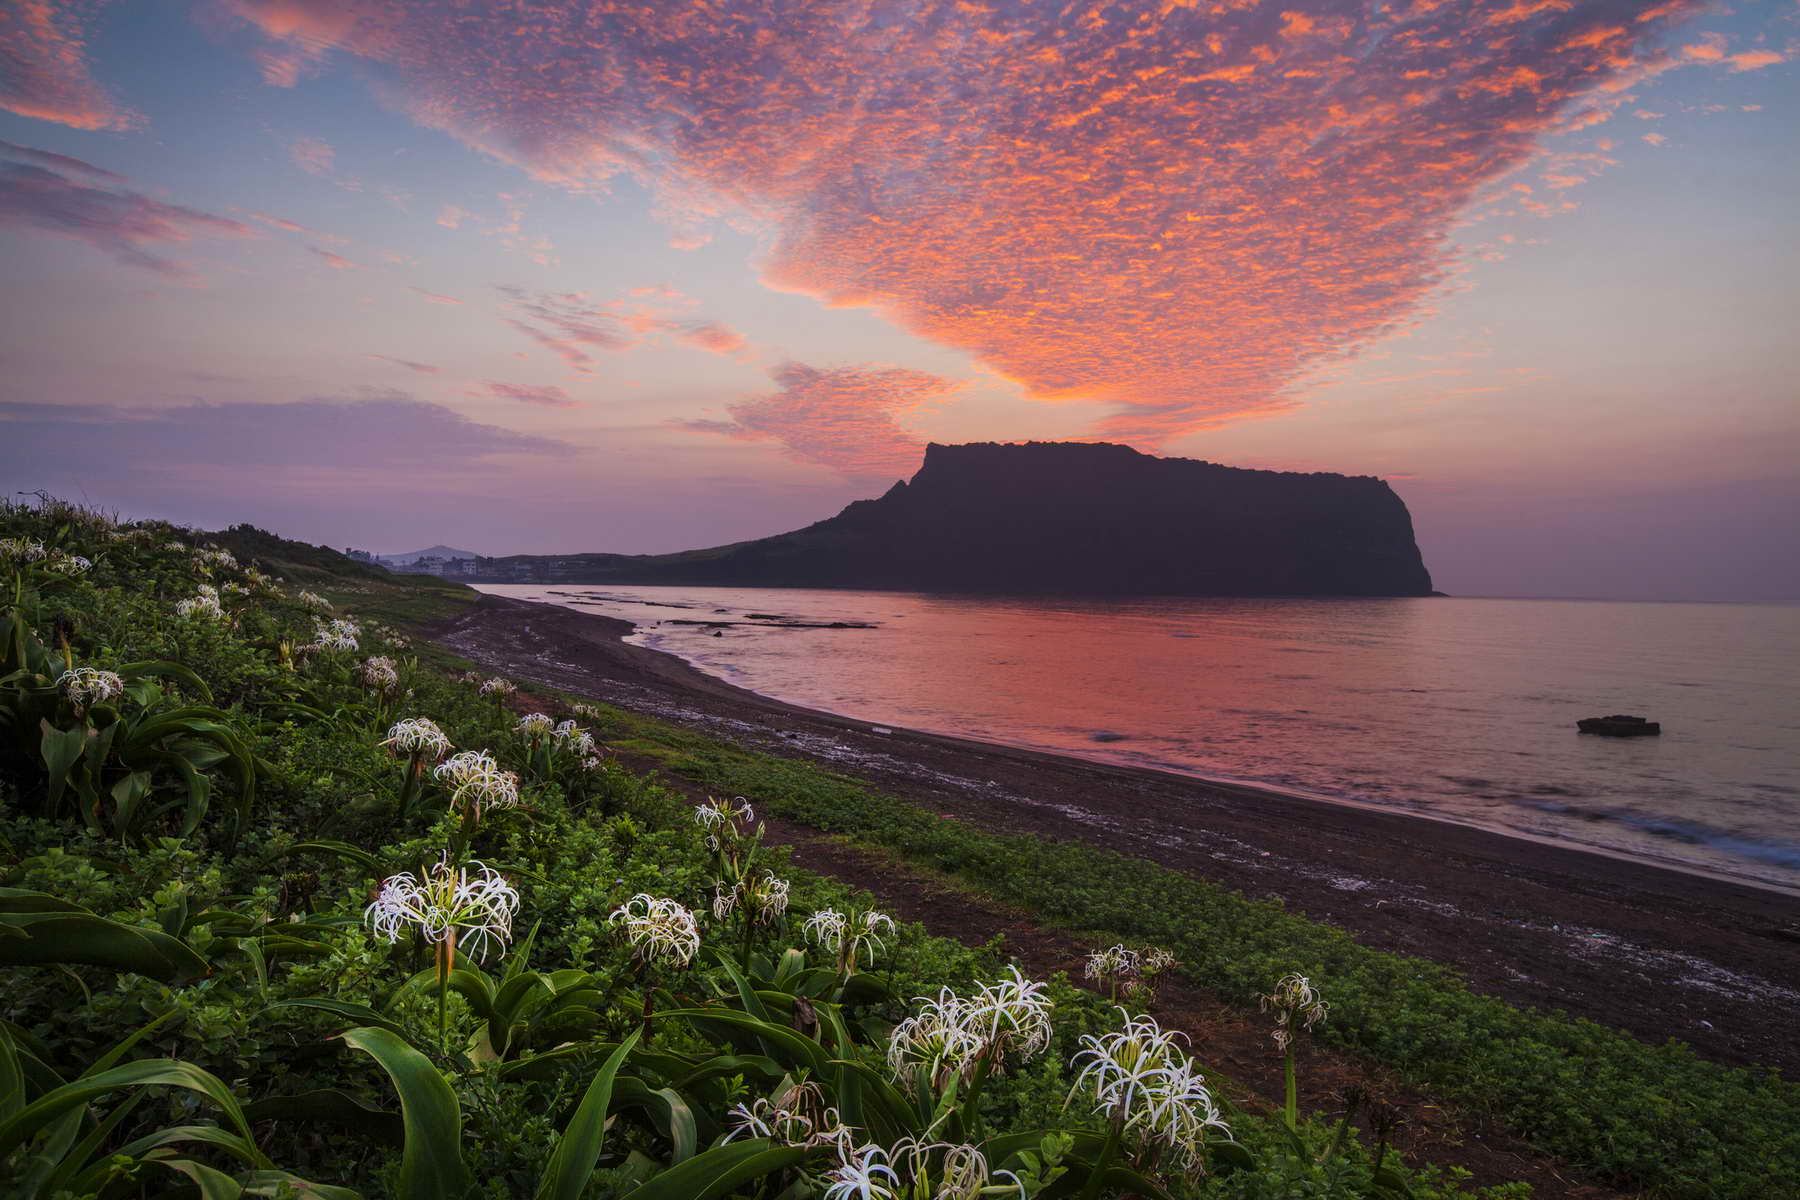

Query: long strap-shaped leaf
[623,1140,813,1200]
[0,1059,257,1158]
[338,1027,471,1200]
[0,912,208,980]
[533,1029,640,1200]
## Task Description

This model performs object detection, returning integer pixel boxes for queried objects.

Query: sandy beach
[433,592,1800,1079]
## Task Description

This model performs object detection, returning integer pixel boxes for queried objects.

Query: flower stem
[1283,1042,1298,1132]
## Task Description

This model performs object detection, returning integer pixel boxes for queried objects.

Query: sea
[478,584,1800,891]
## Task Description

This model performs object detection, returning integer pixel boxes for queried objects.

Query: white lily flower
[803,907,895,970]
[609,894,700,968]
[364,855,520,964]
[433,749,520,812]
[57,667,124,713]
[1070,1008,1230,1174]
[1260,972,1329,1051]
[821,1143,901,1200]
[478,676,515,698]
[515,712,554,736]
[382,717,452,760]
[0,537,48,563]
[358,655,400,693]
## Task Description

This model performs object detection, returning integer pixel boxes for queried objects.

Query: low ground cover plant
[0,498,1516,1198]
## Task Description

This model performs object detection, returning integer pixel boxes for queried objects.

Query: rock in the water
[1577,714,1662,737]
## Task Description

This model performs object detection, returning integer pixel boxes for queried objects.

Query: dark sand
[434,593,1800,1079]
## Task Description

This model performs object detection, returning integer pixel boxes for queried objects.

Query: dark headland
[468,441,1437,595]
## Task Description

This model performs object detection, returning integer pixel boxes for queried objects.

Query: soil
[430,592,1800,1193]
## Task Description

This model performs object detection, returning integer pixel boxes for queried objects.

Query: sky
[1,0,1795,602]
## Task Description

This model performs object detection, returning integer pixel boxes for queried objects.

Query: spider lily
[724,1081,856,1153]
[310,617,360,652]
[478,677,516,713]
[609,893,700,1039]
[1260,972,1329,1130]
[803,906,896,978]
[365,854,520,1050]
[1069,1008,1229,1186]
[822,1139,1023,1200]
[714,869,791,968]
[383,717,452,817]
[174,585,225,621]
[432,749,520,843]
[358,655,400,695]
[56,666,124,716]
[297,590,332,612]
[889,969,1052,1135]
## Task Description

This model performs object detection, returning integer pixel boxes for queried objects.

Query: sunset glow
[2,0,1794,599]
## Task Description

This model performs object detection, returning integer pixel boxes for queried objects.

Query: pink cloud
[368,354,441,374]
[289,135,335,175]
[246,210,345,242]
[410,286,463,305]
[500,286,634,372]
[0,1,137,130]
[309,246,357,269]
[674,321,750,358]
[0,141,254,277]
[229,0,1716,441]
[676,361,956,477]
[480,380,577,408]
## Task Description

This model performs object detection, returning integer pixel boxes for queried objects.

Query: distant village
[342,548,593,583]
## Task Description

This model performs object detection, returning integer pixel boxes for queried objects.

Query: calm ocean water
[482,585,1800,888]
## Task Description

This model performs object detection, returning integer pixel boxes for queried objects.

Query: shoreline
[433,592,1800,1077]
[631,624,1800,899]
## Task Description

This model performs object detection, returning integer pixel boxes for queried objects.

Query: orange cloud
[227,0,1709,441]
[410,286,463,305]
[0,0,137,130]
[676,362,957,477]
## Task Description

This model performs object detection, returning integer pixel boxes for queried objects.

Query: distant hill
[382,545,482,565]
[470,441,1436,596]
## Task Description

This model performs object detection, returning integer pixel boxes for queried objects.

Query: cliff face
[503,441,1435,596]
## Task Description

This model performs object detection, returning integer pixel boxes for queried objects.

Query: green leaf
[0,1058,256,1159]
[533,1029,641,1200]
[287,840,385,877]
[241,1089,403,1146]
[37,721,89,814]
[0,911,208,981]
[338,1027,471,1200]
[613,1076,699,1163]
[264,999,406,1038]
[623,1140,813,1200]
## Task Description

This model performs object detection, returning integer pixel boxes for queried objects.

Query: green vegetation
[0,496,1516,1197]
[583,709,1800,1199]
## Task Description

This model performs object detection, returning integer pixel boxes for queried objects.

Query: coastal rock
[1577,714,1662,737]
[471,441,1436,597]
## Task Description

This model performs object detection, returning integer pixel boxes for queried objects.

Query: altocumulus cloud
[0,140,254,277]
[213,0,1726,441]
[0,395,573,478]
[0,1,138,130]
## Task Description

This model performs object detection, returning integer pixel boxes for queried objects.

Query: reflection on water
[482,584,1800,888]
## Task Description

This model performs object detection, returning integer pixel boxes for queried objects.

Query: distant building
[344,548,375,563]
